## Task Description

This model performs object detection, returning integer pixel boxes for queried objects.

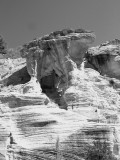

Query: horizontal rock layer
[0,67,120,160]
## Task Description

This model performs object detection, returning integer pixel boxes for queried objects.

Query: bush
[0,35,7,54]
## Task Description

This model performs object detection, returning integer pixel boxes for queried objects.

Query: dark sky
[0,0,120,48]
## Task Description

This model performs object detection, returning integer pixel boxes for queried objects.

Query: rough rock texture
[85,39,120,79]
[1,29,120,160]
[1,67,120,160]
[0,58,26,78]
[19,28,95,108]
[20,28,95,77]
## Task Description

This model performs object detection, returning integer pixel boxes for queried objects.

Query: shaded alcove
[85,52,110,73]
[5,66,31,86]
[40,70,58,93]
[40,70,67,109]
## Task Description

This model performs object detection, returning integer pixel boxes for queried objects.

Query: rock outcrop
[19,28,95,108]
[4,66,30,86]
[85,39,120,79]
[0,58,27,86]
[20,28,95,76]
[1,29,120,160]
[1,66,120,160]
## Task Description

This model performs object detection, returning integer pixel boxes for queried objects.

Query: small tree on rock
[0,35,7,54]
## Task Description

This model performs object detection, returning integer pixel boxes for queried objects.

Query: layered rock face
[20,28,95,78]
[2,66,120,160]
[1,29,120,160]
[19,28,95,108]
[85,39,120,79]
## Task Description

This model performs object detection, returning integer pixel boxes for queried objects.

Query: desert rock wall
[1,29,120,160]
[85,39,120,79]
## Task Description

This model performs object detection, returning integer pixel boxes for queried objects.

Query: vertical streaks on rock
[19,28,95,109]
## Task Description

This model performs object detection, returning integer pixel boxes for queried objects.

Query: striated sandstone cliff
[19,28,95,109]
[1,29,120,160]
[20,28,95,79]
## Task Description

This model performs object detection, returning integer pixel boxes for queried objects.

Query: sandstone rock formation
[85,39,120,79]
[1,67,120,160]
[20,28,95,75]
[1,29,120,160]
[0,58,27,86]
[19,28,95,109]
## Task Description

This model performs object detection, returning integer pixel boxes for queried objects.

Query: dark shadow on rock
[0,95,44,108]
[0,153,5,160]
[6,66,31,86]
[30,120,56,127]
[40,70,68,110]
